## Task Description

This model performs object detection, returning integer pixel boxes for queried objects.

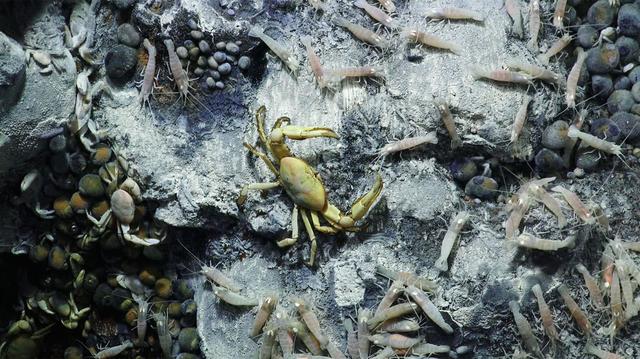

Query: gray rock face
[0,5,77,189]
[0,32,26,111]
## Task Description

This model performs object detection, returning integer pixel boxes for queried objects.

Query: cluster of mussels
[0,128,202,359]
[173,18,252,91]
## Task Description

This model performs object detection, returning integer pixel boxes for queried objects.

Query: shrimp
[527,182,567,228]
[615,260,638,320]
[259,328,277,359]
[509,301,544,359]
[288,320,323,355]
[434,211,469,272]
[302,37,326,88]
[353,0,396,28]
[505,192,532,240]
[357,309,371,359]
[378,318,420,333]
[345,320,359,359]
[435,100,462,149]
[248,26,299,74]
[139,39,156,109]
[516,233,575,251]
[510,96,532,144]
[378,0,395,13]
[602,244,615,289]
[505,60,562,85]
[527,0,541,51]
[551,186,595,225]
[133,294,149,345]
[609,269,624,336]
[620,241,640,252]
[324,66,385,83]
[585,342,624,359]
[590,202,611,232]
[374,132,438,161]
[575,264,605,307]
[403,29,460,55]
[251,294,279,337]
[375,280,404,316]
[153,310,172,359]
[212,285,258,306]
[563,109,586,167]
[471,67,533,85]
[566,48,587,108]
[273,310,294,356]
[505,0,523,39]
[557,284,592,337]
[164,39,190,100]
[568,125,622,156]
[553,0,567,29]
[325,341,347,359]
[177,238,242,292]
[334,17,387,49]
[411,343,451,355]
[405,285,453,334]
[370,347,394,359]
[93,340,134,359]
[293,297,328,347]
[530,284,558,351]
[424,7,484,22]
[537,34,572,65]
[367,303,419,329]
[375,265,437,291]
[368,334,421,349]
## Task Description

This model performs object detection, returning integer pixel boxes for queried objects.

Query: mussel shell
[79,174,105,198]
[111,189,135,224]
[178,327,200,353]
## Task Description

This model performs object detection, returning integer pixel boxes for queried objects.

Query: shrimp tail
[333,16,351,28]
[248,26,264,39]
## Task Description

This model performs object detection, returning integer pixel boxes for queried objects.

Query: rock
[117,23,141,47]
[0,31,26,111]
[238,56,251,70]
[218,63,231,75]
[105,45,138,81]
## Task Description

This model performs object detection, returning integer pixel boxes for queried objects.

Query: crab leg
[324,173,383,228]
[300,208,318,266]
[278,205,299,247]
[237,182,280,206]
[243,143,279,175]
[310,211,338,234]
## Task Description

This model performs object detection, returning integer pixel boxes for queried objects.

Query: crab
[238,106,383,266]
[0,317,53,359]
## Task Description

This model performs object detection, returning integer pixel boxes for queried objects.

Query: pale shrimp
[424,7,484,22]
[537,34,573,65]
[434,211,469,272]
[609,269,624,336]
[177,238,242,292]
[590,202,611,233]
[164,39,190,100]
[354,0,396,28]
[251,294,279,337]
[333,17,387,49]
[615,260,638,320]
[553,0,567,29]
[585,342,624,359]
[93,340,134,359]
[375,280,404,316]
[153,310,172,359]
[601,244,615,289]
[375,265,437,291]
[302,36,326,88]
[273,310,294,355]
[620,241,640,252]
[357,309,371,359]
[551,186,595,224]
[471,67,533,85]
[325,66,385,82]
[139,39,156,109]
[527,182,567,228]
[259,328,277,359]
[403,29,460,55]
[527,0,541,52]
[374,132,438,162]
[509,301,544,359]
[411,343,451,355]
[288,320,323,355]
[435,100,462,149]
[505,0,523,39]
[212,285,258,306]
[575,264,605,308]
[367,302,419,329]
[516,233,575,251]
[248,26,299,74]
[405,285,453,334]
[378,318,420,333]
[378,0,395,13]
[505,192,532,240]
[326,341,347,359]
[345,320,359,359]
[530,284,558,351]
[293,297,328,347]
[505,60,562,85]
[563,109,586,167]
[557,284,592,337]
[133,294,149,345]
[566,48,587,108]
[510,96,532,144]
[568,125,622,156]
[368,334,421,349]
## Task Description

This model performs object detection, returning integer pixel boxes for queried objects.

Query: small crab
[0,317,53,359]
[238,106,383,266]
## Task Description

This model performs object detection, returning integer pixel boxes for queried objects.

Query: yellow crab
[238,106,383,266]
